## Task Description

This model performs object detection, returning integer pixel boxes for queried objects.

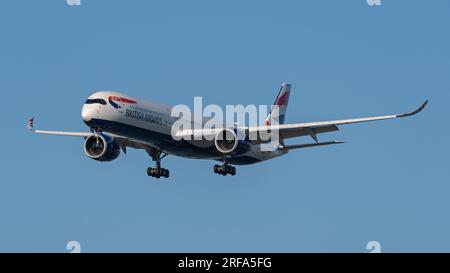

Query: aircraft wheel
[162,168,170,178]
[230,167,236,176]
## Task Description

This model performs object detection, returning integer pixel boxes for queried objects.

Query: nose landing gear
[213,162,236,176]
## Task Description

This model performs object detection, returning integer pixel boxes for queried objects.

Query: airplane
[28,83,428,179]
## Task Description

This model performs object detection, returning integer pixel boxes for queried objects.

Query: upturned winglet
[397,100,429,118]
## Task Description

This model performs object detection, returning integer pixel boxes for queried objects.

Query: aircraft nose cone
[81,105,93,123]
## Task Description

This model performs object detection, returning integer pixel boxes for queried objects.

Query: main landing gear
[213,162,237,176]
[147,161,170,179]
[146,150,170,179]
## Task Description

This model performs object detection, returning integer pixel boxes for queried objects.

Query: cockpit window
[85,99,106,105]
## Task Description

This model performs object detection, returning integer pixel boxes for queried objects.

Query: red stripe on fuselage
[108,96,137,104]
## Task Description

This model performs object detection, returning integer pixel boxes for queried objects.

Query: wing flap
[282,141,345,150]
[279,125,339,139]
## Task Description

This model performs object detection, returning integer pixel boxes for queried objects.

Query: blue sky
[0,0,449,252]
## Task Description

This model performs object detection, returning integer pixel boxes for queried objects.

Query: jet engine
[83,134,120,162]
[214,129,251,155]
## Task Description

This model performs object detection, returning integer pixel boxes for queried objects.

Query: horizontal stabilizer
[282,141,345,150]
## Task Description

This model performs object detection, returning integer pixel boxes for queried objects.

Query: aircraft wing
[251,100,428,141]
[27,117,91,137]
[27,117,156,153]
[175,100,428,142]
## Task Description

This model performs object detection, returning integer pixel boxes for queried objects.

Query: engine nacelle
[214,129,251,155]
[84,134,120,162]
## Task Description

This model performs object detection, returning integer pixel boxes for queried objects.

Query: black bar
[0,253,449,272]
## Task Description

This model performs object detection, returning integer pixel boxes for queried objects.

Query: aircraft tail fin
[265,83,291,125]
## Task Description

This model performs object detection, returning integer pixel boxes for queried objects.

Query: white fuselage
[81,91,286,165]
